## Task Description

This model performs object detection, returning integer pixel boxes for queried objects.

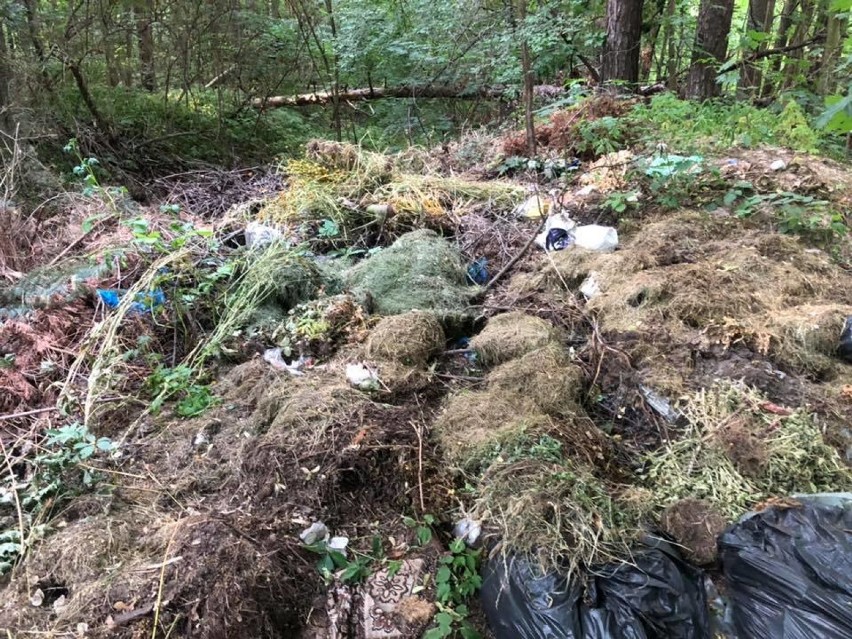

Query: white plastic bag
[573,225,618,252]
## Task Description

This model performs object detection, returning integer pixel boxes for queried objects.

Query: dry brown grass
[487,344,585,416]
[367,311,446,366]
[471,458,648,574]
[471,311,562,366]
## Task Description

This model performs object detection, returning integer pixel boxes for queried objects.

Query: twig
[410,420,425,513]
[0,406,59,421]
[484,216,547,290]
[151,522,181,639]
[435,373,485,382]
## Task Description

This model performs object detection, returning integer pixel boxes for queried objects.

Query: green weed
[0,423,115,574]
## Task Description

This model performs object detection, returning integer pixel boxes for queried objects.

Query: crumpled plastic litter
[300,521,329,545]
[467,257,489,285]
[263,348,309,376]
[96,288,165,315]
[579,272,601,300]
[346,363,379,391]
[718,494,852,639]
[245,221,283,247]
[534,213,578,250]
[535,215,618,253]
[516,195,552,219]
[453,517,482,546]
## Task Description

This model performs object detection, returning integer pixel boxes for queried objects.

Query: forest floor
[1,97,851,638]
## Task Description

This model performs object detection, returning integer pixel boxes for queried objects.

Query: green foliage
[816,85,852,134]
[776,100,821,153]
[575,116,625,156]
[637,153,714,209]
[628,94,829,153]
[0,422,114,574]
[403,514,482,639]
[728,188,847,245]
[602,190,639,214]
[425,537,483,639]
[146,364,217,417]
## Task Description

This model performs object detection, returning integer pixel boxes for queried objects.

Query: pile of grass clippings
[642,382,852,519]
[345,229,475,319]
[367,311,446,366]
[470,311,562,366]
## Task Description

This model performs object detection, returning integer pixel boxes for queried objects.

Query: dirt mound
[660,498,727,565]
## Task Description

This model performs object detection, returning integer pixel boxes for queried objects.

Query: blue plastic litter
[467,258,489,285]
[97,288,166,315]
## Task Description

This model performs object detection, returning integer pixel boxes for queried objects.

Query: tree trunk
[601,0,645,85]
[738,0,775,98]
[781,0,816,89]
[762,0,799,96]
[323,0,341,141]
[253,85,551,109]
[134,0,156,91]
[816,10,848,95]
[660,0,678,88]
[641,18,662,82]
[101,7,121,87]
[517,0,536,155]
[686,0,735,99]
[0,21,11,132]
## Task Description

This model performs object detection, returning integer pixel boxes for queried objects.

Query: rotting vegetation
[1,98,852,638]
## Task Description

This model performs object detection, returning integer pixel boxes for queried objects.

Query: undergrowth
[0,423,115,574]
[628,94,829,154]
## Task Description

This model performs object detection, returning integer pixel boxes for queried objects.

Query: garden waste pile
[1,122,852,639]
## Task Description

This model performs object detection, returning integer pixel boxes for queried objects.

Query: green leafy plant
[425,537,483,639]
[1,423,114,574]
[729,190,847,245]
[306,535,385,584]
[146,365,217,417]
[602,190,639,214]
[403,515,482,639]
[576,116,624,156]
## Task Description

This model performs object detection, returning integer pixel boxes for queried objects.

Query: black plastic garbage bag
[718,496,852,639]
[481,539,710,639]
[839,316,852,363]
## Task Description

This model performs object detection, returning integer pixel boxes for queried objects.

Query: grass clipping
[345,229,475,317]
[473,458,647,575]
[642,381,852,519]
[471,311,562,366]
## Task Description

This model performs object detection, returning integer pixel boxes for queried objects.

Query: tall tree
[817,9,848,95]
[686,0,735,99]
[738,0,776,98]
[134,0,156,91]
[601,0,645,85]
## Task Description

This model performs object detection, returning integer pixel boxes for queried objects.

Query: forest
[0,0,849,175]
[1,1,851,639]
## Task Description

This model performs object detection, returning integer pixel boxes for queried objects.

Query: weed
[403,515,483,639]
[146,364,217,417]
[602,190,639,214]
[576,116,624,157]
[724,187,848,246]
[0,422,114,574]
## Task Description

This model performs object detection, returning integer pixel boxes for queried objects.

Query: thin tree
[601,0,645,85]
[738,0,776,98]
[686,0,735,99]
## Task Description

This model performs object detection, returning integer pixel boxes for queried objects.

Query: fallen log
[252,84,518,109]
